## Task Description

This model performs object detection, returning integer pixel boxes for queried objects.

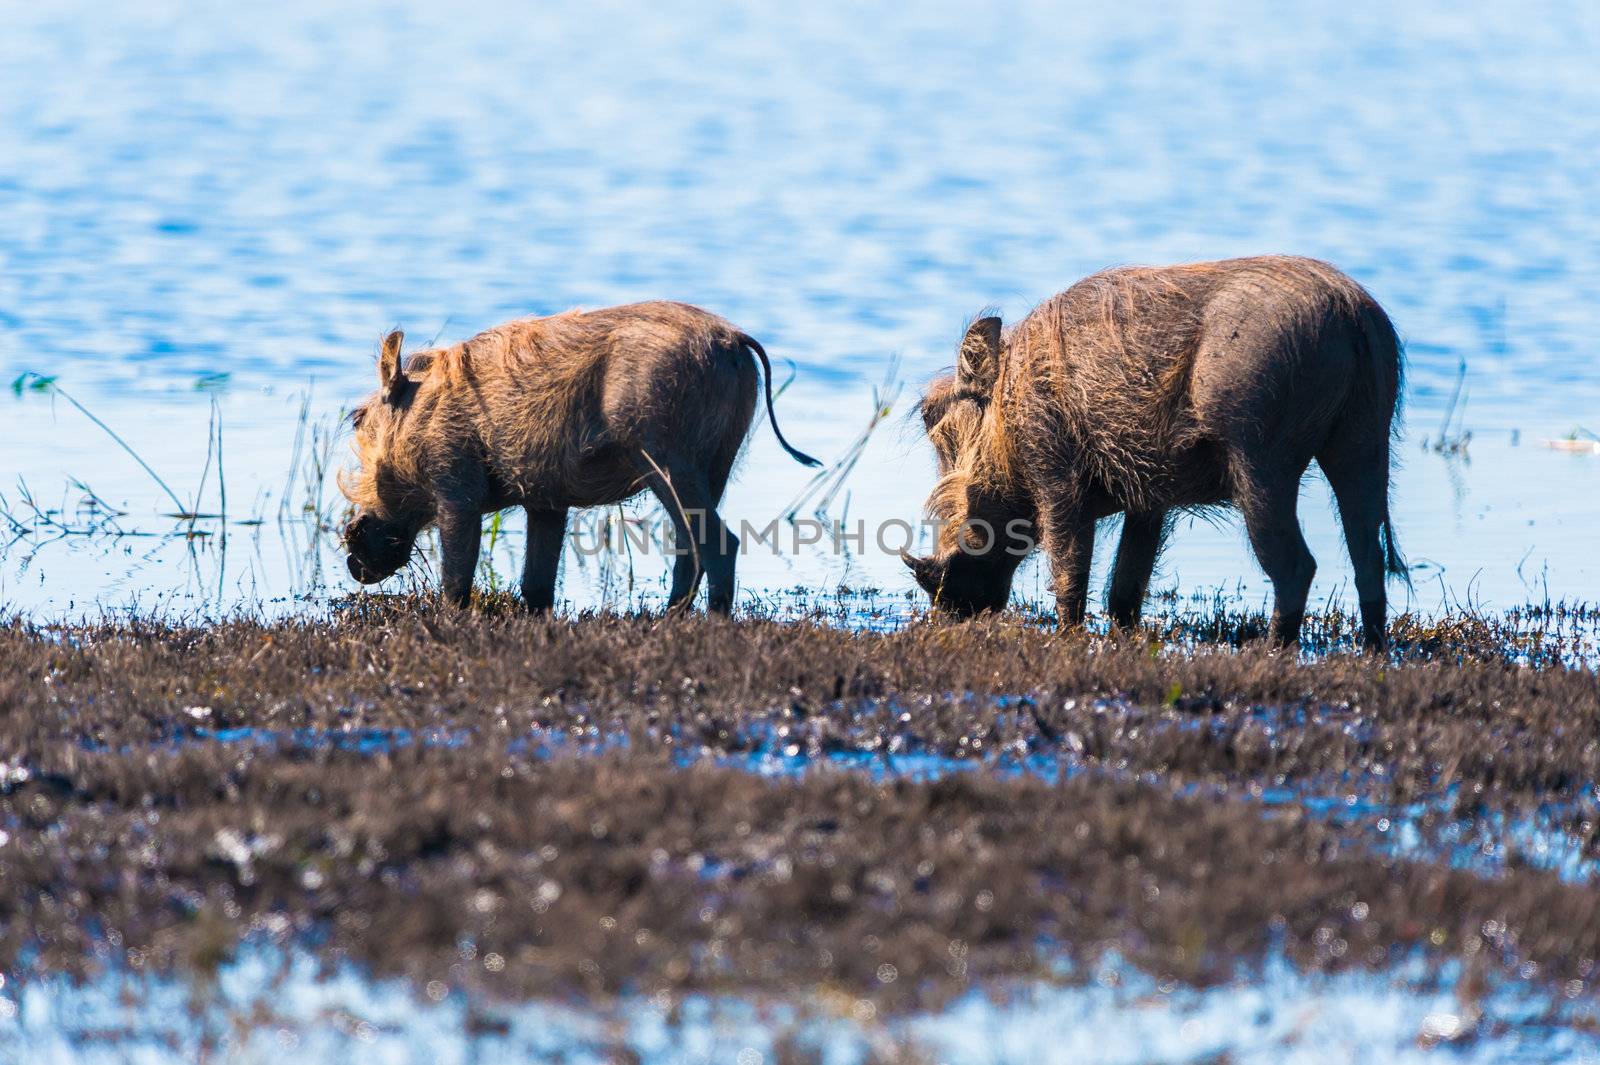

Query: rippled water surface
[4,0,1600,613]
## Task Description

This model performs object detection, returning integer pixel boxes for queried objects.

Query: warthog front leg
[1039,495,1095,629]
[436,504,482,608]
[521,507,569,612]
[1107,509,1169,631]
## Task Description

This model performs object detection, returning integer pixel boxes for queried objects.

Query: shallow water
[4,0,1600,616]
[3,945,1595,1064]
[113,699,1600,886]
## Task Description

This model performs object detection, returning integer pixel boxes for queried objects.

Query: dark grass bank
[3,598,1600,1035]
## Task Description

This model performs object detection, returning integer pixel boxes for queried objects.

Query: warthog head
[903,316,1032,617]
[343,510,419,585]
[339,330,431,585]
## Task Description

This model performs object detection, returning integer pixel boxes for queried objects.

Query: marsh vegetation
[3,598,1600,1059]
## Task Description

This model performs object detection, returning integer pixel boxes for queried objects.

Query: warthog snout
[343,513,416,585]
[901,550,1015,618]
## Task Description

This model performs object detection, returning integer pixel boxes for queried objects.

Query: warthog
[341,302,820,612]
[905,256,1405,649]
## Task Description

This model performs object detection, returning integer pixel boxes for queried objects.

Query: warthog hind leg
[1318,439,1394,651]
[1234,466,1316,647]
[638,456,738,614]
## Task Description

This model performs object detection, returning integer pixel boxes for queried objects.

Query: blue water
[4,0,1600,613]
[6,944,1595,1064]
[69,695,1599,884]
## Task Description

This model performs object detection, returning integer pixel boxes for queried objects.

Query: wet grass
[3,596,1600,1048]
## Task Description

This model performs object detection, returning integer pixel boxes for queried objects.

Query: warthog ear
[900,550,943,594]
[378,329,408,403]
[957,316,1002,394]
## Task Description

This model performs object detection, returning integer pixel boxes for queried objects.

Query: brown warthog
[340,302,820,612]
[905,256,1406,649]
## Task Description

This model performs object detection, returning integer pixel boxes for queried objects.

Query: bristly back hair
[339,310,624,517]
[338,302,813,528]
[917,256,1392,532]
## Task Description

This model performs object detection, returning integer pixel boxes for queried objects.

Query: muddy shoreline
[3,600,1600,1039]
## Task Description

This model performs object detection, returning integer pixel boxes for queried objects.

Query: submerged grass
[2,599,1600,1040]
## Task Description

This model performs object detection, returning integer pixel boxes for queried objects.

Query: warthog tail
[740,335,823,468]
[1355,301,1410,586]
[1382,513,1408,581]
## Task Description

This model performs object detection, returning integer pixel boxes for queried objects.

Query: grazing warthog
[341,302,820,612]
[905,256,1405,649]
